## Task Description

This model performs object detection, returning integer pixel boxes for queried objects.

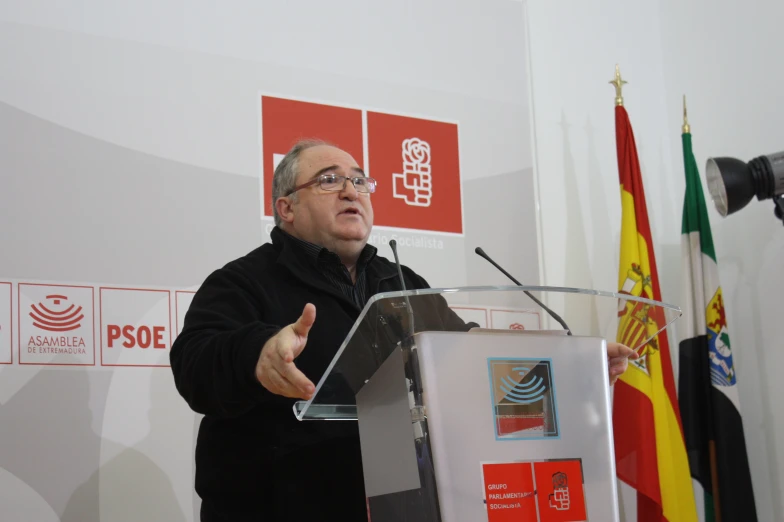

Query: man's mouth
[340,208,360,216]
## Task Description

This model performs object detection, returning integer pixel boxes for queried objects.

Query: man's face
[283,145,374,255]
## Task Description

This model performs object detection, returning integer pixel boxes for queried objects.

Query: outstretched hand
[255,304,317,400]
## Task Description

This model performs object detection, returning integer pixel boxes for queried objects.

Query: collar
[271,227,401,308]
[272,226,378,272]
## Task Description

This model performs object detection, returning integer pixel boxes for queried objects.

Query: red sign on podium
[533,460,587,522]
[481,462,537,521]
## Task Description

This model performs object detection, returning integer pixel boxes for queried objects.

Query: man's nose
[339,179,359,200]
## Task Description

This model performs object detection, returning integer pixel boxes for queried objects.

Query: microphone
[474,247,572,335]
[389,240,415,338]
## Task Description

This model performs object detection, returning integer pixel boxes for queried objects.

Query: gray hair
[271,139,331,227]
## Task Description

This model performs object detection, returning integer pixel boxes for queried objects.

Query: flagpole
[683,94,723,522]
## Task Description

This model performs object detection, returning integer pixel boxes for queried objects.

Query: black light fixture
[705,151,784,224]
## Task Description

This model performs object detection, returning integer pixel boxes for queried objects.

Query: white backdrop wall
[0,1,541,521]
[526,0,783,520]
[3,1,780,521]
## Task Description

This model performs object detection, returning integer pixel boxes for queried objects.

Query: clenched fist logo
[393,138,433,207]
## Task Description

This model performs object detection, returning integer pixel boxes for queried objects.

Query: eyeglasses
[286,174,378,196]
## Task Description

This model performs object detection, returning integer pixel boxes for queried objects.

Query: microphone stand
[475,247,572,335]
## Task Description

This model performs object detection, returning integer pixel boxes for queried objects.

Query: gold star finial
[609,64,627,107]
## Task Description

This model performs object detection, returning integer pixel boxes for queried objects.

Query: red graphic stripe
[29,314,83,328]
[38,303,77,317]
[30,304,83,324]
[30,314,83,330]
[29,308,83,330]
[32,321,81,332]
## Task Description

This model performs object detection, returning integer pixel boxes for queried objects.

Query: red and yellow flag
[612,95,697,522]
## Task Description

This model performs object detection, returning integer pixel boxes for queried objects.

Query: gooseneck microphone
[389,240,415,338]
[474,247,572,335]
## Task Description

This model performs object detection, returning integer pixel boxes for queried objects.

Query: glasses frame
[285,174,377,197]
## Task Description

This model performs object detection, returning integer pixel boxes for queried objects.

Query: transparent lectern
[294,286,680,522]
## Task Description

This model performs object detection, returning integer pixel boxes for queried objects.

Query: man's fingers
[266,366,309,399]
[609,357,629,373]
[607,342,637,359]
[276,340,295,364]
[608,355,629,365]
[272,357,315,396]
[607,344,632,385]
[291,303,316,338]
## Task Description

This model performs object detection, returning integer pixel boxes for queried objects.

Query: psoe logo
[259,95,464,235]
[548,471,570,511]
[19,283,95,365]
[532,459,587,521]
[99,287,172,367]
[393,138,432,207]
[487,358,559,440]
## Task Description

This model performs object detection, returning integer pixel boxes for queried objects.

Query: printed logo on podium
[481,459,587,522]
[259,95,463,235]
[487,358,559,440]
[0,282,11,364]
[533,459,587,521]
[99,287,172,367]
[19,283,95,366]
[481,462,537,521]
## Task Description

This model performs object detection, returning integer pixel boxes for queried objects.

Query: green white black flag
[678,107,758,522]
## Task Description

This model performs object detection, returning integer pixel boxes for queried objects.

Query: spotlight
[705,152,784,224]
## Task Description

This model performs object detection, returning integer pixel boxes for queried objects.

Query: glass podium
[294,286,680,522]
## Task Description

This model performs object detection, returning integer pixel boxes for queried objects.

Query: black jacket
[170,228,466,520]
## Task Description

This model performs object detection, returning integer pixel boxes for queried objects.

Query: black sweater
[170,228,466,520]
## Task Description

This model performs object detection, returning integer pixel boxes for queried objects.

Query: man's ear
[276,197,295,224]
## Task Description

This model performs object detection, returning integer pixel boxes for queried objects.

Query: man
[170,140,636,521]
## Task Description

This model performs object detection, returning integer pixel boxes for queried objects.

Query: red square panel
[261,96,364,217]
[533,460,587,521]
[366,112,462,234]
[481,462,537,522]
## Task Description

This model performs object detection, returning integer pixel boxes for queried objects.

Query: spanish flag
[611,71,697,522]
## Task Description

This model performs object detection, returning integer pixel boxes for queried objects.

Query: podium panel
[293,286,681,522]
[417,331,616,521]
